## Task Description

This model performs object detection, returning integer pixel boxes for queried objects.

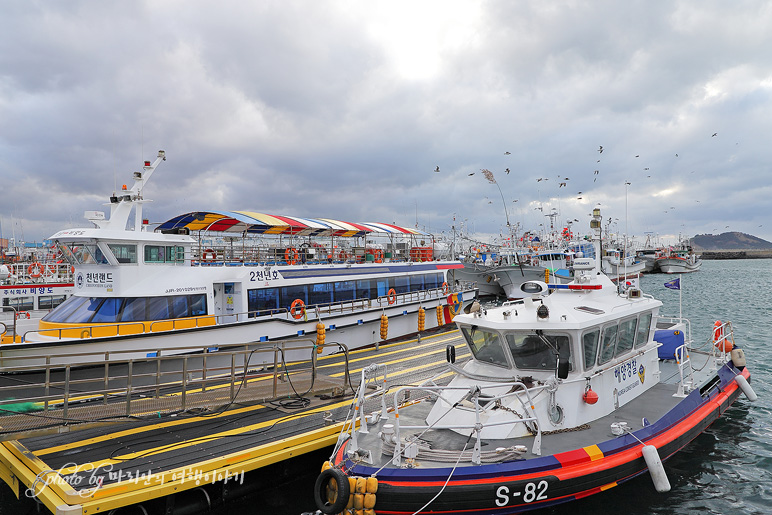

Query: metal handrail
[0,339,352,438]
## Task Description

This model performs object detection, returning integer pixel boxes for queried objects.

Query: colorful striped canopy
[157,211,428,237]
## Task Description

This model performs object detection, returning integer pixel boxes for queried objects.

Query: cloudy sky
[2,1,771,248]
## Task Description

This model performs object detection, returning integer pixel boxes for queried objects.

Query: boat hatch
[575,305,605,315]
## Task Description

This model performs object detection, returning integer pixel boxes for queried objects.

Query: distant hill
[692,232,772,250]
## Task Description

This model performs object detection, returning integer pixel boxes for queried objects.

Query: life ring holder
[313,468,350,515]
[285,247,300,265]
[373,249,383,263]
[290,298,306,319]
[27,262,44,278]
[202,249,216,262]
[387,288,397,305]
[442,282,449,295]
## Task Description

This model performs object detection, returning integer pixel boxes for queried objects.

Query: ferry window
[582,329,600,370]
[506,333,571,371]
[356,280,372,300]
[170,295,188,319]
[393,276,409,294]
[3,297,34,311]
[67,297,104,323]
[308,283,333,306]
[333,281,356,302]
[462,326,508,367]
[409,275,425,291]
[635,312,653,348]
[616,318,638,356]
[281,285,308,307]
[248,288,278,316]
[374,279,389,298]
[189,294,207,316]
[42,295,88,322]
[146,297,170,320]
[92,298,122,323]
[598,324,619,365]
[57,243,77,265]
[108,244,138,264]
[425,273,441,290]
[39,295,67,310]
[121,297,147,322]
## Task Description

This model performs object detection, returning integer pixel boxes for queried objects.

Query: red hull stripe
[435,263,464,269]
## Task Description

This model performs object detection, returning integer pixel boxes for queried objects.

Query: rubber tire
[314,467,350,514]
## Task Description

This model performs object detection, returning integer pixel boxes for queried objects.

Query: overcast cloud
[2,0,771,247]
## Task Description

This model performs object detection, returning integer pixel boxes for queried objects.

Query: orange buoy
[290,298,305,319]
[583,388,599,404]
[285,247,299,265]
[27,262,44,278]
[387,288,397,305]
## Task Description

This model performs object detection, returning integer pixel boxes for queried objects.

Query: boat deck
[353,350,719,469]
[0,329,468,515]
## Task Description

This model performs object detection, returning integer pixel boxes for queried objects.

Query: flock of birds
[431,131,744,232]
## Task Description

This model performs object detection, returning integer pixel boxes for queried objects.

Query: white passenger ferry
[0,151,475,367]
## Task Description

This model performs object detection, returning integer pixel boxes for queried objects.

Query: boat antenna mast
[590,207,602,273]
[96,150,166,232]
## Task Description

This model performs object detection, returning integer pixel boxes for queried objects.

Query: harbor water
[1,260,769,515]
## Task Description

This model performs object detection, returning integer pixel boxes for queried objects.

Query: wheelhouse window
[582,329,600,370]
[635,312,653,348]
[144,245,185,263]
[598,324,619,365]
[506,332,572,371]
[58,243,109,265]
[108,244,138,264]
[461,326,508,367]
[616,318,638,355]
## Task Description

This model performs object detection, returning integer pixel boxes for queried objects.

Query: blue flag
[664,278,680,290]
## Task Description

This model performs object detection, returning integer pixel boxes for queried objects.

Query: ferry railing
[0,306,18,341]
[0,339,352,439]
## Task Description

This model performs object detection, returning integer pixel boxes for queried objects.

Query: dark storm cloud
[1,0,771,246]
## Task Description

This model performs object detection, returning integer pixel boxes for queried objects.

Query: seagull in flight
[468,172,475,176]
[434,166,440,173]
[712,133,718,137]
[505,168,511,174]
[559,182,566,188]
[505,151,511,155]
[598,146,604,154]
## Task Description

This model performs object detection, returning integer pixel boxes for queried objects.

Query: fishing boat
[656,248,702,274]
[0,151,476,367]
[600,248,646,281]
[312,208,755,515]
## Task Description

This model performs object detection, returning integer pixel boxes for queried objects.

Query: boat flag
[664,278,680,290]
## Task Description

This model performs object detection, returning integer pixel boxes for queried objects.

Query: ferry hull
[329,364,748,514]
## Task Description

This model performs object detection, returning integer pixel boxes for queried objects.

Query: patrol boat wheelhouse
[0,151,474,367]
[314,208,755,515]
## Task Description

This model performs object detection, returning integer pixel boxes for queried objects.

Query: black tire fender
[314,467,350,514]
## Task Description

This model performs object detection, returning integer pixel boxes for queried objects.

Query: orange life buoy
[47,264,58,276]
[285,247,299,265]
[713,320,732,352]
[387,288,397,305]
[442,281,449,295]
[290,298,305,319]
[27,262,44,278]
[202,249,216,262]
[373,249,383,263]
